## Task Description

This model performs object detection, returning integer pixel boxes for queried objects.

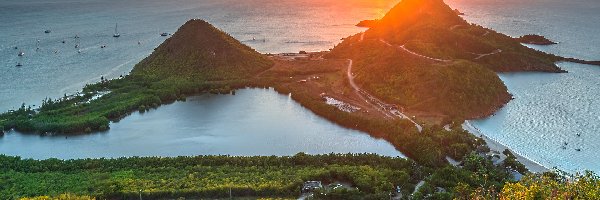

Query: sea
[448,0,600,173]
[1,0,599,173]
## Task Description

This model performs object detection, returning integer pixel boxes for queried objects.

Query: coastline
[462,120,549,173]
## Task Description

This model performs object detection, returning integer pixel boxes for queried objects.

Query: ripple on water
[472,62,600,173]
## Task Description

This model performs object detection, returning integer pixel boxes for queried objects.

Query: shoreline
[462,120,549,173]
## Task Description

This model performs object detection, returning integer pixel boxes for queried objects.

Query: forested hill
[326,0,521,119]
[353,0,563,73]
[132,19,273,81]
[323,0,600,119]
[371,0,467,39]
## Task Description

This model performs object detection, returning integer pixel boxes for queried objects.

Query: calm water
[448,0,600,173]
[0,88,404,159]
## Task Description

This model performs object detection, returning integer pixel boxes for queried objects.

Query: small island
[454,8,465,15]
[516,34,557,45]
[356,19,379,28]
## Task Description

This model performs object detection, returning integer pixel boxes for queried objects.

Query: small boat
[16,62,22,67]
[44,30,51,33]
[14,46,18,49]
[62,40,66,43]
[160,32,169,36]
[576,148,582,152]
[100,45,107,48]
[113,23,120,37]
[77,50,81,54]
[18,51,24,56]
[576,133,581,137]
[75,44,79,48]
[74,34,80,39]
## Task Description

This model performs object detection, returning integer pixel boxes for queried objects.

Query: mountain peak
[371,0,466,36]
[132,19,273,80]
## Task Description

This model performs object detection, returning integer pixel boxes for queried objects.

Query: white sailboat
[113,23,120,38]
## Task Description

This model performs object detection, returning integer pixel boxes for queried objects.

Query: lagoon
[0,88,404,159]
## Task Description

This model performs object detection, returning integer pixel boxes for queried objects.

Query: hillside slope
[327,0,523,119]
[360,0,563,73]
[132,19,273,81]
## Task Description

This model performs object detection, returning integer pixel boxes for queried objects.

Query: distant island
[356,19,379,28]
[454,8,465,15]
[516,34,557,45]
[2,0,600,199]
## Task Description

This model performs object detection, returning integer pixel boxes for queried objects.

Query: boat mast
[113,23,120,37]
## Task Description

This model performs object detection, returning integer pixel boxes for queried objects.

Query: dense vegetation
[0,19,272,134]
[0,154,420,199]
[500,171,600,199]
[3,154,597,199]
[19,194,95,200]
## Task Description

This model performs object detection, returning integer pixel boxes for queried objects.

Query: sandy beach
[463,121,549,173]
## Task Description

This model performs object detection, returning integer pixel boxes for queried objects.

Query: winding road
[346,59,423,132]
[473,49,502,60]
[379,39,451,63]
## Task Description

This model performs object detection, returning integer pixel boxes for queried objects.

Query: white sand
[463,121,549,173]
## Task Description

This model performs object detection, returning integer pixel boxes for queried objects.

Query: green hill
[365,0,563,72]
[328,36,510,119]
[327,0,553,119]
[132,19,272,81]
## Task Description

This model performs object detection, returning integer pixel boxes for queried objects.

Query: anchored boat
[113,23,120,37]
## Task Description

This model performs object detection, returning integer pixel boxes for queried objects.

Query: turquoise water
[0,88,404,159]
[448,0,600,173]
